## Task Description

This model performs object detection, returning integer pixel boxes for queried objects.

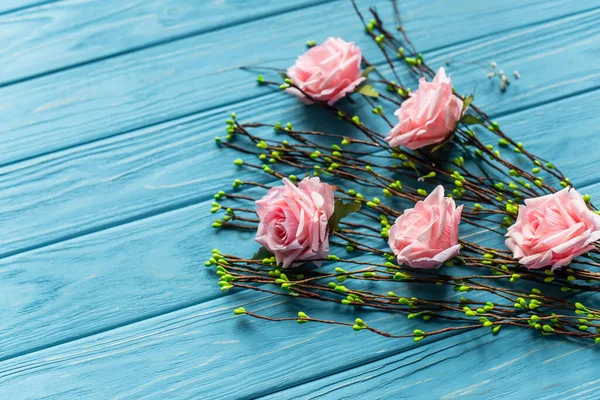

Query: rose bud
[386,67,463,150]
[506,187,600,270]
[286,37,365,105]
[388,185,462,268]
[255,177,334,268]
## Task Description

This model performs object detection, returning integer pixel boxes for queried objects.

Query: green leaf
[429,135,454,153]
[328,200,362,233]
[356,84,379,98]
[252,246,274,260]
[462,94,474,111]
[277,71,289,80]
[453,256,467,266]
[461,113,485,126]
[361,66,376,78]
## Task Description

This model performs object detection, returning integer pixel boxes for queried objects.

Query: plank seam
[0,0,600,168]
[0,84,594,364]
[0,3,597,365]
[490,84,600,121]
[0,296,221,364]
[251,292,579,400]
[0,0,61,17]
[0,0,339,90]
[1,1,597,92]
[0,91,261,170]
[251,330,482,400]
[1,3,596,169]
[0,193,213,260]
[421,4,600,56]
[1,82,600,263]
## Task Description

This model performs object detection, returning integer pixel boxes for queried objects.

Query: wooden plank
[0,95,294,259]
[0,86,598,257]
[0,0,593,87]
[0,2,597,395]
[0,175,479,361]
[0,0,335,85]
[1,14,600,260]
[0,0,596,166]
[0,287,596,399]
[0,1,55,15]
[0,7,597,357]
[260,325,599,399]
[0,89,597,383]
[0,197,227,361]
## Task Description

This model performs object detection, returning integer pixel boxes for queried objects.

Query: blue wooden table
[1,0,599,398]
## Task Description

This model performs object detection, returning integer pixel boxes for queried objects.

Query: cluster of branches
[206,1,600,344]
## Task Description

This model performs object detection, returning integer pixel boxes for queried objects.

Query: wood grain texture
[2,6,600,260]
[0,0,595,166]
[1,88,599,263]
[261,327,600,399]
[0,87,597,393]
[0,198,225,361]
[0,0,597,354]
[0,0,592,86]
[0,0,57,15]
[0,287,597,400]
[0,289,478,399]
[0,0,335,85]
[2,0,599,398]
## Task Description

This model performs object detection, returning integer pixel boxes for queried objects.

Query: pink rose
[386,67,463,150]
[286,37,365,105]
[255,177,335,268]
[505,188,600,270]
[388,185,462,268]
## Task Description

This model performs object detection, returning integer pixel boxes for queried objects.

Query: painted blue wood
[0,87,597,262]
[0,0,599,399]
[262,326,600,399]
[1,89,598,363]
[0,288,598,399]
[0,1,57,15]
[0,0,595,167]
[0,0,336,86]
[0,0,592,87]
[1,4,598,261]
[376,6,600,117]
